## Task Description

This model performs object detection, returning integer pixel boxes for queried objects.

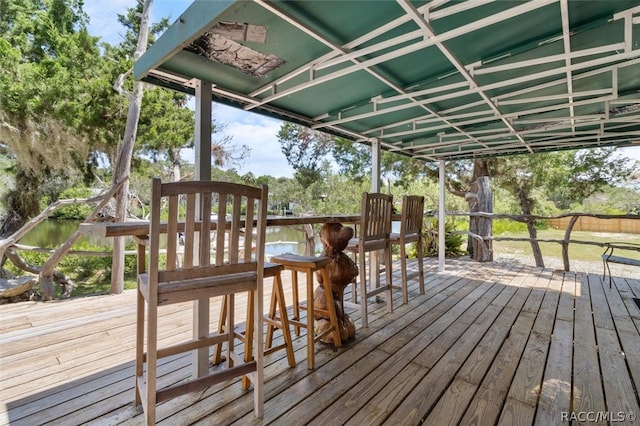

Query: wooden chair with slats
[134,178,267,425]
[390,195,425,303]
[345,192,394,328]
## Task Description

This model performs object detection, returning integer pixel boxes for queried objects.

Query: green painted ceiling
[135,0,640,161]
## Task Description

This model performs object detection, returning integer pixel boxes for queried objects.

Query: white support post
[370,138,381,192]
[438,159,446,272]
[194,80,212,377]
[370,138,381,288]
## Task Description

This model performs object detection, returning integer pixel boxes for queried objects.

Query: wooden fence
[547,216,640,234]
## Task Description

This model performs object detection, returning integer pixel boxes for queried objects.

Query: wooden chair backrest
[147,178,268,286]
[359,192,393,243]
[400,195,425,237]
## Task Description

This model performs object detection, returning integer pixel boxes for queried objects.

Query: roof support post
[193,79,212,378]
[370,138,381,288]
[370,138,381,192]
[195,80,212,182]
[438,159,446,272]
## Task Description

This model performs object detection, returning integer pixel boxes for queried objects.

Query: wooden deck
[1,258,639,425]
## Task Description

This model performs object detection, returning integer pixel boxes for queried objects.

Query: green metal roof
[134,0,640,161]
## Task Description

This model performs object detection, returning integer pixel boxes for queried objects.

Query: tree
[278,122,333,187]
[492,148,634,267]
[547,148,634,210]
[0,0,103,237]
[442,159,493,261]
[111,0,153,294]
[332,137,433,189]
[331,138,371,183]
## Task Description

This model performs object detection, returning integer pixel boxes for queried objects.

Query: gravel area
[493,253,639,279]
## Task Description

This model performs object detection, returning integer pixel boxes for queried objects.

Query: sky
[83,0,640,176]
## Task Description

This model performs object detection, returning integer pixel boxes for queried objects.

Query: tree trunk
[466,159,493,261]
[518,189,544,267]
[467,176,493,262]
[110,0,153,294]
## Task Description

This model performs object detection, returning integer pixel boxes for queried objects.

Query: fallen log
[0,276,36,302]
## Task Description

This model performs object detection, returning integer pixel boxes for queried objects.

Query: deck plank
[588,274,640,424]
[572,272,607,425]
[1,259,639,426]
[236,263,482,425]
[458,269,552,425]
[501,271,569,424]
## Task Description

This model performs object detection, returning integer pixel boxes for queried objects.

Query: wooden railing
[446,212,640,271]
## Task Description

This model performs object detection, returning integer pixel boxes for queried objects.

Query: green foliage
[278,122,333,187]
[331,138,371,183]
[0,0,101,218]
[579,187,640,215]
[422,218,466,258]
[493,219,528,235]
[492,149,634,214]
[49,186,94,219]
[331,137,435,188]
[6,240,138,297]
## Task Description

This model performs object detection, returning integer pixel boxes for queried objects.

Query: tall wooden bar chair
[345,192,394,328]
[213,261,296,374]
[390,195,425,304]
[269,253,342,370]
[134,178,267,425]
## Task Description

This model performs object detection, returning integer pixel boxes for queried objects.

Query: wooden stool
[269,253,341,370]
[213,263,295,388]
[264,264,296,368]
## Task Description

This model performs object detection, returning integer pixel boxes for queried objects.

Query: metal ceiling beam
[320,47,639,133]
[249,0,493,98]
[341,52,640,147]
[249,0,554,113]
[251,0,486,149]
[560,0,576,135]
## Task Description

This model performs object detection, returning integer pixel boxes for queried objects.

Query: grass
[493,229,640,263]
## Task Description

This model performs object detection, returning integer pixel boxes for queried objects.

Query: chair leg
[212,295,228,365]
[242,291,255,390]
[226,294,235,370]
[145,297,158,426]
[265,284,278,350]
[266,274,296,367]
[306,269,316,370]
[291,271,301,336]
[400,243,409,304]
[417,238,425,295]
[384,246,393,314]
[134,288,144,407]
[359,251,369,328]
[252,286,264,417]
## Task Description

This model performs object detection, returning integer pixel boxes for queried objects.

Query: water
[19,220,110,248]
[20,219,317,256]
